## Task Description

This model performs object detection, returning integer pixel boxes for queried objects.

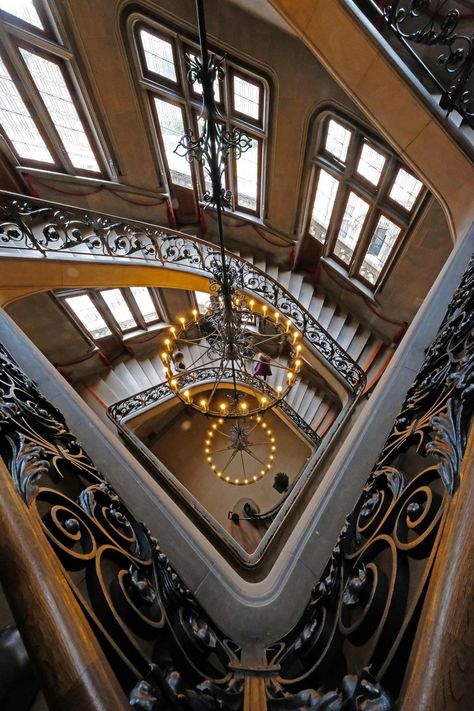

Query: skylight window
[334,192,369,265]
[233,74,260,120]
[100,289,137,331]
[130,287,159,323]
[0,0,43,29]
[235,137,259,211]
[140,29,176,82]
[154,98,192,188]
[20,49,100,172]
[0,56,53,162]
[359,215,401,285]
[389,168,423,210]
[65,294,111,339]
[325,119,352,162]
[133,17,268,217]
[195,290,210,314]
[309,169,339,243]
[304,113,426,290]
[357,143,386,186]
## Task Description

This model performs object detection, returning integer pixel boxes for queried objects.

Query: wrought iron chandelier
[163,0,302,421]
[204,415,276,485]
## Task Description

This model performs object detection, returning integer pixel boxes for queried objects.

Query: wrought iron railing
[0,343,244,709]
[263,254,474,707]
[0,191,365,395]
[0,246,471,708]
[349,0,474,133]
[108,367,322,447]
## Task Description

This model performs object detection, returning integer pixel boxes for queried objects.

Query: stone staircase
[77,250,392,437]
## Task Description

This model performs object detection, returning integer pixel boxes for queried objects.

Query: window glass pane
[188,52,220,102]
[389,168,423,210]
[236,137,259,211]
[20,49,100,172]
[130,287,159,323]
[140,29,176,82]
[154,98,192,188]
[357,143,386,186]
[0,56,53,162]
[0,0,43,29]
[325,119,352,162]
[65,295,111,339]
[334,191,370,264]
[100,289,137,331]
[309,169,339,243]
[359,215,401,285]
[233,74,260,120]
[195,290,210,314]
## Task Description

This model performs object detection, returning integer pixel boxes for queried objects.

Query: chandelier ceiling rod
[195,0,238,399]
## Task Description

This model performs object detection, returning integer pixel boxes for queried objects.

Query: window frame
[302,111,427,292]
[58,287,166,343]
[128,12,270,219]
[0,0,112,178]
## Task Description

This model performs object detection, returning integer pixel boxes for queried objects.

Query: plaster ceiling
[224,0,295,35]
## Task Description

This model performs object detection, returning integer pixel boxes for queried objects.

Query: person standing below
[254,352,272,381]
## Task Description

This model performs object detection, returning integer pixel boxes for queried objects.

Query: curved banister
[108,367,322,446]
[0,191,365,396]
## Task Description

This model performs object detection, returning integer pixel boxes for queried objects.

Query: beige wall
[0,0,461,343]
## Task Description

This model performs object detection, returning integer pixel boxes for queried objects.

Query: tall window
[131,16,269,216]
[0,0,108,175]
[59,287,165,342]
[304,113,425,290]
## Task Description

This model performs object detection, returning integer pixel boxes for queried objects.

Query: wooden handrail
[0,456,128,711]
[400,422,474,710]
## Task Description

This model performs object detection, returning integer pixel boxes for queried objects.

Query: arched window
[128,12,270,217]
[0,0,111,176]
[302,111,427,290]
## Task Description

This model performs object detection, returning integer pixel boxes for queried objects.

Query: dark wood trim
[400,424,474,711]
[0,456,128,711]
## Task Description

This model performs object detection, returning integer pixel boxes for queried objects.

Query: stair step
[266,264,279,281]
[92,378,121,406]
[150,354,166,381]
[114,361,142,394]
[290,381,308,412]
[288,272,304,301]
[101,369,130,401]
[277,270,291,291]
[326,308,348,340]
[299,387,317,420]
[337,317,360,351]
[139,358,162,386]
[126,358,153,391]
[308,293,325,320]
[347,325,372,362]
[317,298,337,329]
[297,281,314,310]
[253,259,267,273]
[305,392,324,426]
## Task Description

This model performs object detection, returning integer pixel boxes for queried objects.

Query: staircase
[77,250,392,437]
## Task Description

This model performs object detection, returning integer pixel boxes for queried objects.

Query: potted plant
[273,472,289,494]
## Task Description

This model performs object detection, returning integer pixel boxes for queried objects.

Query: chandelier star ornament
[167,0,303,421]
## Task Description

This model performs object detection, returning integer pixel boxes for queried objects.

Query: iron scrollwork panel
[265,253,474,708]
[0,193,365,395]
[0,344,244,709]
[108,366,321,447]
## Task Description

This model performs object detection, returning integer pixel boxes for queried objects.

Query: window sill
[122,322,170,342]
[17,165,168,200]
[321,257,379,304]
